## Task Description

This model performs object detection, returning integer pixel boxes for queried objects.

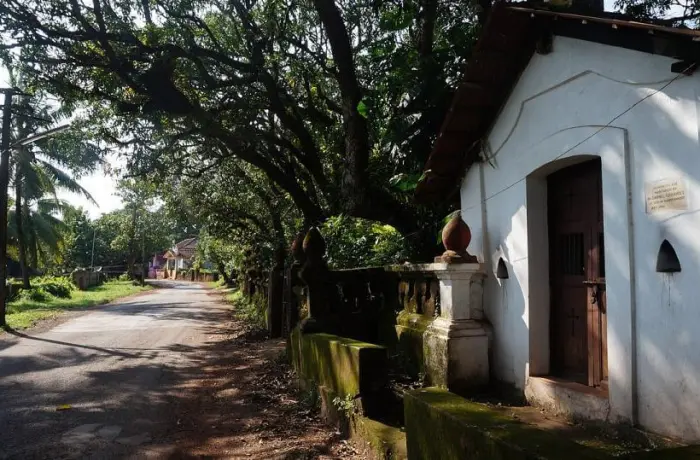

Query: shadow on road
[0,284,355,459]
[2,328,139,358]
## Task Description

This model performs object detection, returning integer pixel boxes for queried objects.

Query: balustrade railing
[390,265,440,320]
[280,226,442,345]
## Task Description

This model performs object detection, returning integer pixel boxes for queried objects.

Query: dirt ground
[157,294,368,459]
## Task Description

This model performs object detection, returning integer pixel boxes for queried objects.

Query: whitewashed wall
[459,36,700,441]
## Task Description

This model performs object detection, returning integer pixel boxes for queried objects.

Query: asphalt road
[0,281,230,459]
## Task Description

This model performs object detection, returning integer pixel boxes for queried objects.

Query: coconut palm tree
[11,157,96,287]
[7,198,74,273]
[6,72,101,288]
[10,118,97,286]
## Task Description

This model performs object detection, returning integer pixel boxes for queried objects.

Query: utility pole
[90,228,96,269]
[0,89,16,328]
[15,98,31,289]
[141,224,146,285]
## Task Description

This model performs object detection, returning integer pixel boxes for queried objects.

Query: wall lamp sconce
[496,257,509,279]
[656,239,681,273]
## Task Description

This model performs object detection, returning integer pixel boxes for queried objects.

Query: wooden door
[548,159,608,387]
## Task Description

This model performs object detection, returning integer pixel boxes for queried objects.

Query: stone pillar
[299,227,332,334]
[267,247,285,338]
[423,263,490,392]
[423,211,491,393]
[285,232,306,335]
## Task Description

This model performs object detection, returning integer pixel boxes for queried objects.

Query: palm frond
[35,131,103,175]
[36,198,74,215]
[22,164,47,201]
[29,212,65,251]
[36,160,97,205]
[26,164,57,199]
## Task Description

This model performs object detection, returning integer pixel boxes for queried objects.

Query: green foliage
[118,273,131,282]
[389,170,429,192]
[226,290,267,332]
[34,276,74,299]
[17,286,51,302]
[61,183,195,272]
[196,230,245,279]
[61,207,96,269]
[357,100,369,119]
[208,277,228,289]
[614,0,700,25]
[109,178,194,271]
[321,215,408,269]
[332,394,357,418]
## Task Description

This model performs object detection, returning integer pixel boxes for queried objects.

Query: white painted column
[423,263,491,392]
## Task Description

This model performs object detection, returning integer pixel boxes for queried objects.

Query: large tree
[0,0,478,257]
[160,157,298,269]
[615,0,700,24]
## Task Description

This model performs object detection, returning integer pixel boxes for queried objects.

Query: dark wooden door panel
[548,159,608,388]
[551,284,588,381]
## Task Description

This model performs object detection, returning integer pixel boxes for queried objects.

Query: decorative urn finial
[437,211,478,263]
[302,227,326,264]
[290,231,306,264]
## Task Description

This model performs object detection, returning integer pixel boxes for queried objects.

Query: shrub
[35,276,74,299]
[17,287,52,302]
[227,290,267,331]
[118,272,131,281]
[213,277,227,288]
[321,214,408,269]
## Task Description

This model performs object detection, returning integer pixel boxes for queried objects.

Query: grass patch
[205,277,229,290]
[224,289,267,332]
[5,280,153,330]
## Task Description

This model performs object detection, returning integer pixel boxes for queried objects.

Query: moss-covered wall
[289,329,407,459]
[404,388,700,460]
[395,311,432,378]
[404,388,610,460]
[289,328,388,397]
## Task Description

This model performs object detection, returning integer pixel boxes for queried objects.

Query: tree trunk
[140,223,146,285]
[129,207,138,279]
[478,0,492,25]
[313,0,370,214]
[418,0,438,58]
[15,168,30,289]
[216,261,231,285]
[26,205,38,271]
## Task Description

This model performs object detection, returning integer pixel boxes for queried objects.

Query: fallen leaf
[56,404,72,411]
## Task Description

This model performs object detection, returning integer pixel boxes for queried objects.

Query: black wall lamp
[656,239,681,273]
[496,257,509,279]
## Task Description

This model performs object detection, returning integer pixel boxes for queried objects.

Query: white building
[417,4,700,442]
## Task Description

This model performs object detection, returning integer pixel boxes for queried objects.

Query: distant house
[162,237,198,279]
[150,254,166,270]
[149,254,166,279]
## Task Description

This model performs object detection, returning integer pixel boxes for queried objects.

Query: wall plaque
[645,178,688,213]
